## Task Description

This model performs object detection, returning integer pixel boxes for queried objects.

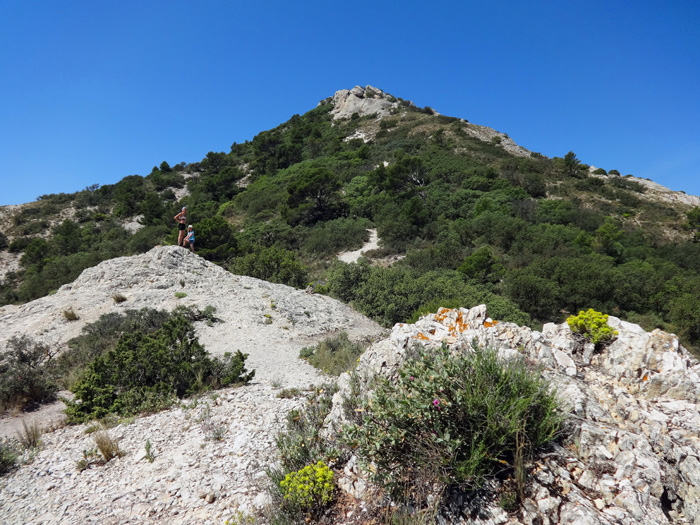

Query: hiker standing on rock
[174,206,187,246]
[184,225,195,253]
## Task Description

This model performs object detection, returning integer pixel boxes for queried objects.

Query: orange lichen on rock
[483,320,499,328]
[412,332,430,341]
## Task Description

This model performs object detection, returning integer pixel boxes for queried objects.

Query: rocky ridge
[326,305,700,524]
[0,246,384,524]
[0,245,382,386]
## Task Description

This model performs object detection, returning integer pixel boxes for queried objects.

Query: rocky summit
[2,248,700,524]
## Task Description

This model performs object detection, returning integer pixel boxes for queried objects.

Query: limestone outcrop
[324,85,401,120]
[327,306,700,524]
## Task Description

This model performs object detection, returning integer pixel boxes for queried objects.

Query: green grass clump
[341,343,565,506]
[299,332,366,376]
[567,308,618,345]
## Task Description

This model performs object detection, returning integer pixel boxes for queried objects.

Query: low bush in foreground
[275,385,341,472]
[266,385,340,524]
[281,461,335,515]
[341,343,564,506]
[65,314,254,423]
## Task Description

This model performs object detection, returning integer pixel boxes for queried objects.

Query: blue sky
[1,1,699,206]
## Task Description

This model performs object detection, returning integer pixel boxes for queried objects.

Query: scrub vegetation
[1,96,699,354]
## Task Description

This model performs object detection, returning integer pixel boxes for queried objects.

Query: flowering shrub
[341,344,564,504]
[280,461,334,511]
[567,309,618,345]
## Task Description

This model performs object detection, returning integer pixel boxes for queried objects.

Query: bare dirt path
[337,229,379,263]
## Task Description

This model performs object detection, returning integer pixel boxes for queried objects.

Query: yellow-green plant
[280,461,334,511]
[567,309,618,345]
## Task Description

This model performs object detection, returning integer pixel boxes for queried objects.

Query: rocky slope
[0,245,382,386]
[2,247,700,523]
[0,246,384,524]
[326,306,700,524]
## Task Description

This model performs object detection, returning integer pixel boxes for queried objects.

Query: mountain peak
[322,85,406,120]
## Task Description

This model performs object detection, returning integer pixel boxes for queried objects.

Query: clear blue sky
[1,1,699,206]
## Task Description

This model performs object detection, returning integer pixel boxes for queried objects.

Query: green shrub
[8,237,32,253]
[65,314,254,422]
[276,385,341,472]
[229,245,308,288]
[341,344,564,504]
[0,336,58,411]
[566,309,618,345]
[63,308,79,321]
[281,461,335,511]
[0,439,19,475]
[299,332,366,376]
[55,308,171,389]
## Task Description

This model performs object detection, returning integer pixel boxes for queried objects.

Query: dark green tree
[286,167,344,225]
[458,246,505,284]
[195,216,238,262]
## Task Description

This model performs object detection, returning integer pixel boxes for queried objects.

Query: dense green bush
[194,215,238,262]
[0,336,58,411]
[55,308,172,389]
[65,314,254,422]
[302,217,372,256]
[229,245,308,288]
[326,263,529,327]
[341,344,564,504]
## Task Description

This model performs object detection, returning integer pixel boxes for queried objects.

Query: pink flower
[433,399,440,406]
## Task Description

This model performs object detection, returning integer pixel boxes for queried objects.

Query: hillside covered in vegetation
[1,86,699,352]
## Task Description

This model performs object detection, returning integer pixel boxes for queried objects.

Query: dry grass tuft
[63,308,79,321]
[17,419,42,449]
[94,431,122,462]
